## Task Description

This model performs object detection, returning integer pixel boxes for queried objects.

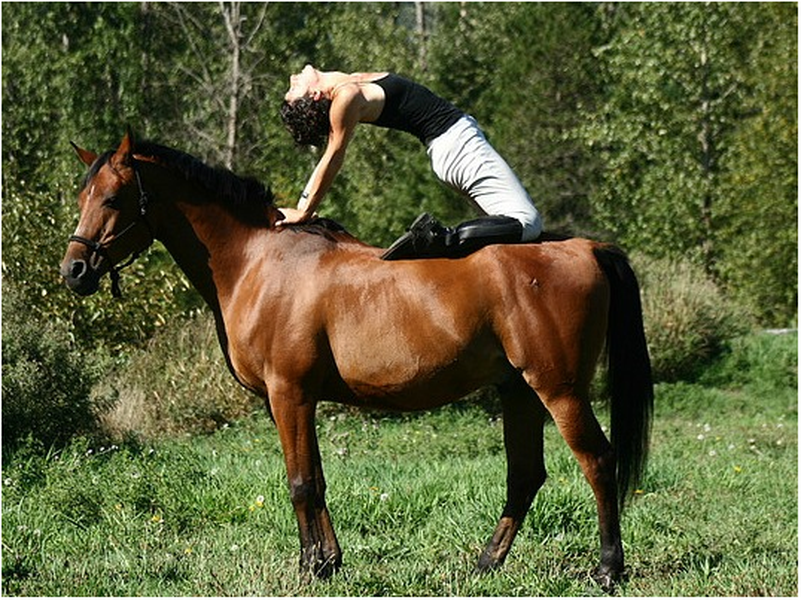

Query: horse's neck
[155,195,275,312]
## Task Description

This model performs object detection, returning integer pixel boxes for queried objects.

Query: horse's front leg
[269,392,342,578]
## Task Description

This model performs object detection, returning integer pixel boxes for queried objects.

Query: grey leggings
[427,115,542,241]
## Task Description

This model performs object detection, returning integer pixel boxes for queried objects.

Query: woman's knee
[519,210,543,242]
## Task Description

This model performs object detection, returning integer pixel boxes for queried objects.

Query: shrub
[96,313,260,440]
[632,254,752,382]
[2,282,107,453]
[699,330,798,392]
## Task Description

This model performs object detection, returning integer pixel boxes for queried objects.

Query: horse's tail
[593,244,654,511]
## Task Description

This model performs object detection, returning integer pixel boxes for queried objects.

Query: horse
[60,131,653,591]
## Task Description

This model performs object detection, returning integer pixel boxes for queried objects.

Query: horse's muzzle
[61,257,102,296]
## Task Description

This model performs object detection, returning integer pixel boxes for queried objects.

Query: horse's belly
[331,336,511,410]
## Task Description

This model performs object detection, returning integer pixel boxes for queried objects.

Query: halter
[68,161,155,298]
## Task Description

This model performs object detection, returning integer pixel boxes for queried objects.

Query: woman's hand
[275,207,316,227]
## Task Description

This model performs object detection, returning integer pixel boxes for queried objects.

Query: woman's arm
[277,85,364,226]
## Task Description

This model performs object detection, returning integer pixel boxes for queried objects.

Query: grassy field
[2,332,797,596]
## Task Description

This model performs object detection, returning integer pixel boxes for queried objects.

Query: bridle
[68,161,155,298]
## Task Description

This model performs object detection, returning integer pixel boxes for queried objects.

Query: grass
[2,332,797,596]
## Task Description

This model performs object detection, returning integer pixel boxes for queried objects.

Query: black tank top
[371,74,464,144]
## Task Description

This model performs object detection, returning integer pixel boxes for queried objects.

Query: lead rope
[109,251,140,298]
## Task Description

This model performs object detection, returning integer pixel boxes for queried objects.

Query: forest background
[2,1,797,352]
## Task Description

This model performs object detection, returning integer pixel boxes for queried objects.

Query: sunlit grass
[2,332,796,595]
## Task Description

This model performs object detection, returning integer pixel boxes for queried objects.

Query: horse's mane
[86,138,358,243]
[133,140,275,210]
[130,140,360,243]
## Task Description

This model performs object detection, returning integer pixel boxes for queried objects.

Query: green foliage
[581,2,797,325]
[714,3,797,325]
[95,313,260,440]
[582,4,747,255]
[1,2,205,349]
[699,331,798,393]
[1,1,796,363]
[1,282,108,453]
[634,253,751,382]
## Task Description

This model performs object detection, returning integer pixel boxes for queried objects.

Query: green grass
[2,332,797,596]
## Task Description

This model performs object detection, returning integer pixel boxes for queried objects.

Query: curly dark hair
[280,96,332,147]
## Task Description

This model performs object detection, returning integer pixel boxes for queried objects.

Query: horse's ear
[71,142,98,167]
[111,129,134,170]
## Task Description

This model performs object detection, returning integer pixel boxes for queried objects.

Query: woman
[279,65,542,260]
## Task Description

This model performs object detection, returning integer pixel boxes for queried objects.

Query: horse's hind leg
[544,392,623,591]
[478,375,548,572]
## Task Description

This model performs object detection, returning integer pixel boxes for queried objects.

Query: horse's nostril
[69,259,87,280]
[61,257,99,296]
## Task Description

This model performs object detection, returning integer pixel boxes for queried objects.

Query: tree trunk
[415,2,427,71]
[698,30,716,276]
[221,1,241,170]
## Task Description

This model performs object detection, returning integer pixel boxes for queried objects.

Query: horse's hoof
[299,552,342,580]
[313,560,339,580]
[591,565,624,595]
[475,548,505,574]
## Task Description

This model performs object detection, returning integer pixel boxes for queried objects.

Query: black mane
[133,140,275,209]
[86,138,357,242]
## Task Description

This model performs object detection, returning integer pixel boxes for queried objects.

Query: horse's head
[60,131,154,297]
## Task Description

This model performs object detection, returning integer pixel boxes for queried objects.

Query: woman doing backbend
[279,65,542,260]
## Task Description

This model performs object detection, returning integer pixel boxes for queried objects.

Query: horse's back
[470,237,608,301]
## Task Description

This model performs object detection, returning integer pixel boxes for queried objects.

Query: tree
[715,3,797,325]
[427,3,605,236]
[579,3,797,324]
[2,2,196,349]
[582,4,751,261]
[157,2,271,170]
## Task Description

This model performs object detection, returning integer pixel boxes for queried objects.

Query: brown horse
[60,131,652,591]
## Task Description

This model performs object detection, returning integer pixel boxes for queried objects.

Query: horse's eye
[103,196,120,209]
